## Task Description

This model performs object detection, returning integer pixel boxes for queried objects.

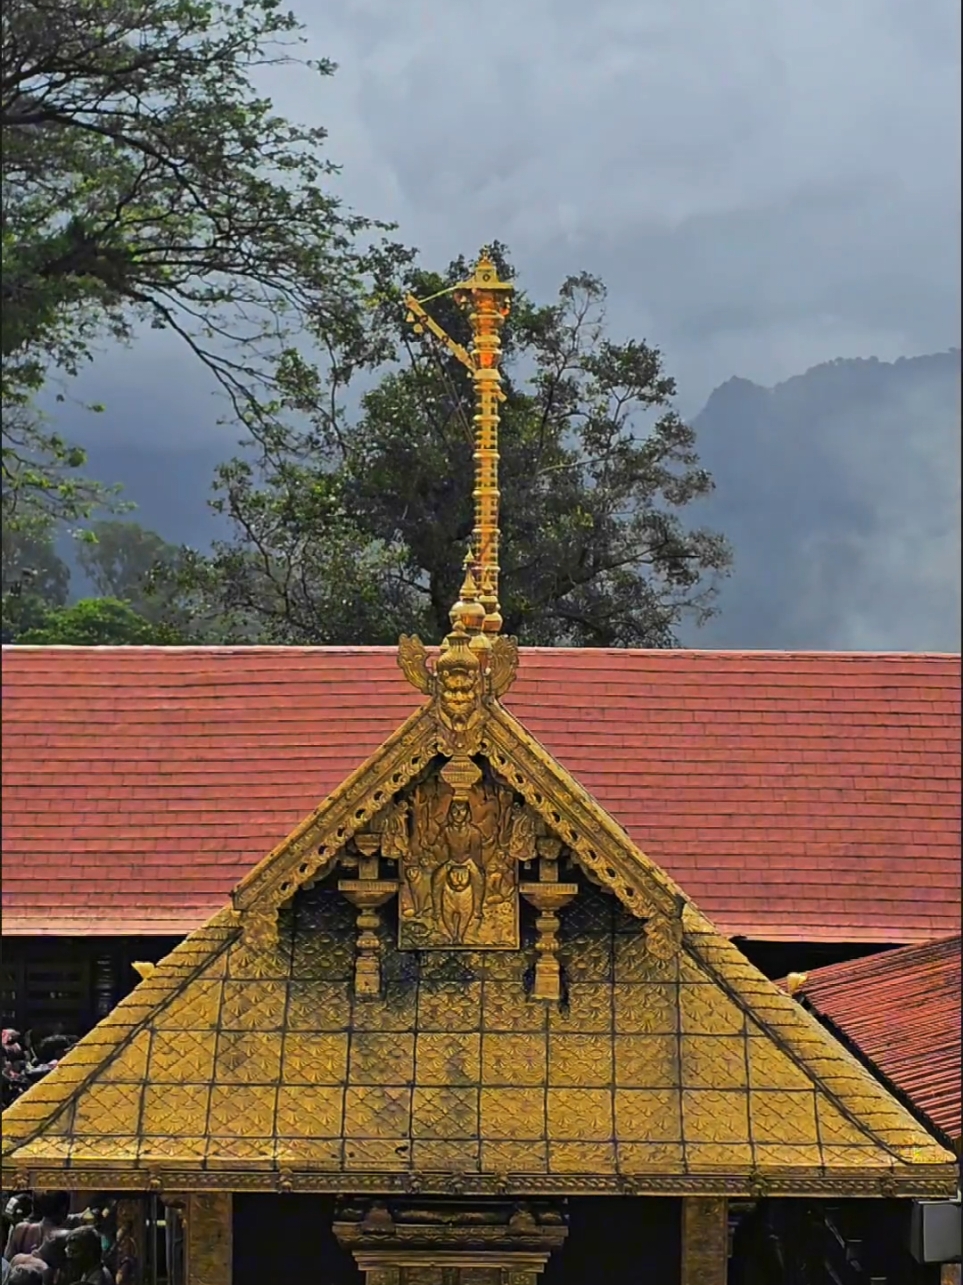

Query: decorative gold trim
[3,1164,956,1199]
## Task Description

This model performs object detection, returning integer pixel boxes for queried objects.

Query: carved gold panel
[282,1032,349,1084]
[614,1035,679,1088]
[71,1082,142,1135]
[548,984,612,1033]
[750,1090,818,1145]
[753,1143,823,1167]
[344,1086,413,1138]
[548,1141,617,1172]
[746,1031,814,1091]
[148,1029,216,1082]
[396,777,524,951]
[416,1032,482,1085]
[275,1137,342,1165]
[614,1088,682,1143]
[342,1137,412,1168]
[98,1032,150,1083]
[155,980,223,1030]
[286,980,352,1031]
[411,1086,479,1139]
[208,1085,276,1137]
[680,1035,747,1090]
[411,1139,481,1170]
[481,1139,549,1172]
[548,1034,613,1087]
[142,1084,210,1136]
[816,1099,873,1147]
[679,985,745,1036]
[617,1141,685,1171]
[546,1088,613,1141]
[186,1192,231,1285]
[686,1142,753,1168]
[213,1030,281,1084]
[481,982,547,1033]
[482,1033,546,1085]
[220,980,286,1030]
[480,1088,546,1140]
[276,1085,343,1137]
[613,983,677,1035]
[683,1090,750,1144]
[417,982,483,1031]
[353,984,418,1033]
[350,1032,416,1085]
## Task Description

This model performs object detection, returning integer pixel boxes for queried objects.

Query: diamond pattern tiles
[9,882,952,1177]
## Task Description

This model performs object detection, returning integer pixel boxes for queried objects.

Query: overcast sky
[63,0,962,444]
[55,0,961,649]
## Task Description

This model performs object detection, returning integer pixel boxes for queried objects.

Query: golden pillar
[184,1192,232,1285]
[681,1196,728,1285]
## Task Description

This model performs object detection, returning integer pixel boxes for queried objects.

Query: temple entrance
[231,1194,681,1284]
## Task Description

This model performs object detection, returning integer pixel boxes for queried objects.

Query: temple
[2,253,958,1283]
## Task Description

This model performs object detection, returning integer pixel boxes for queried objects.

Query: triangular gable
[3,638,956,1197]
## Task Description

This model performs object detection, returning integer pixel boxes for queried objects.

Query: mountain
[59,351,961,651]
[684,351,961,651]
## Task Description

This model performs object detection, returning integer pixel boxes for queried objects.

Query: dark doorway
[542,1196,681,1284]
[232,1194,361,1284]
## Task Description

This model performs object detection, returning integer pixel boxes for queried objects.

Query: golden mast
[404,249,513,647]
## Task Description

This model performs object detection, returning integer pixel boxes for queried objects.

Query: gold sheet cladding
[3,877,956,1197]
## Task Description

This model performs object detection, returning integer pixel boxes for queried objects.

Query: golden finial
[449,551,485,636]
[403,248,513,644]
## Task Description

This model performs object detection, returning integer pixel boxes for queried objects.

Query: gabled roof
[3,646,959,942]
[789,936,962,1142]
[2,646,956,1197]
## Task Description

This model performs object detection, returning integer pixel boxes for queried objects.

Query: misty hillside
[66,351,961,652]
[685,350,961,651]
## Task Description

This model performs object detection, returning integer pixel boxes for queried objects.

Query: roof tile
[2,646,959,940]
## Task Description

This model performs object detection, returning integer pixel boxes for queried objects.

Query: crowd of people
[1,1032,77,1110]
[2,1193,114,1285]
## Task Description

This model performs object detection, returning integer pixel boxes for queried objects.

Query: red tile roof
[790,936,962,1141]
[2,646,959,941]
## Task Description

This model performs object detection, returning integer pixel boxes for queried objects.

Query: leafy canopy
[2,0,402,524]
[178,246,732,647]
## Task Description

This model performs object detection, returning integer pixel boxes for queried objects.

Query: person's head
[36,1228,69,1269]
[33,1036,72,1064]
[65,1225,102,1269]
[3,1193,32,1225]
[31,1191,70,1225]
[8,1267,44,1285]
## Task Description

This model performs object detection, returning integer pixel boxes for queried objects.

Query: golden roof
[2,251,955,1199]
[1,675,955,1197]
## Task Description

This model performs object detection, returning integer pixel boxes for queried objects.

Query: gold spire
[404,248,513,646]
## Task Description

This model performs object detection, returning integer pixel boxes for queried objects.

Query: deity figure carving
[435,638,484,746]
[395,771,537,949]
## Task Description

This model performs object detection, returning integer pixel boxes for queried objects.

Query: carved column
[113,1198,146,1285]
[185,1192,232,1285]
[681,1196,728,1285]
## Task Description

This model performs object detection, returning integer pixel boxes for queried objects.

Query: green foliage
[76,519,183,621]
[14,596,185,644]
[2,0,407,524]
[183,247,732,647]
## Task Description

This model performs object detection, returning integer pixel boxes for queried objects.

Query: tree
[76,519,183,621]
[1,511,71,639]
[182,247,732,647]
[14,596,184,644]
[2,0,406,521]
